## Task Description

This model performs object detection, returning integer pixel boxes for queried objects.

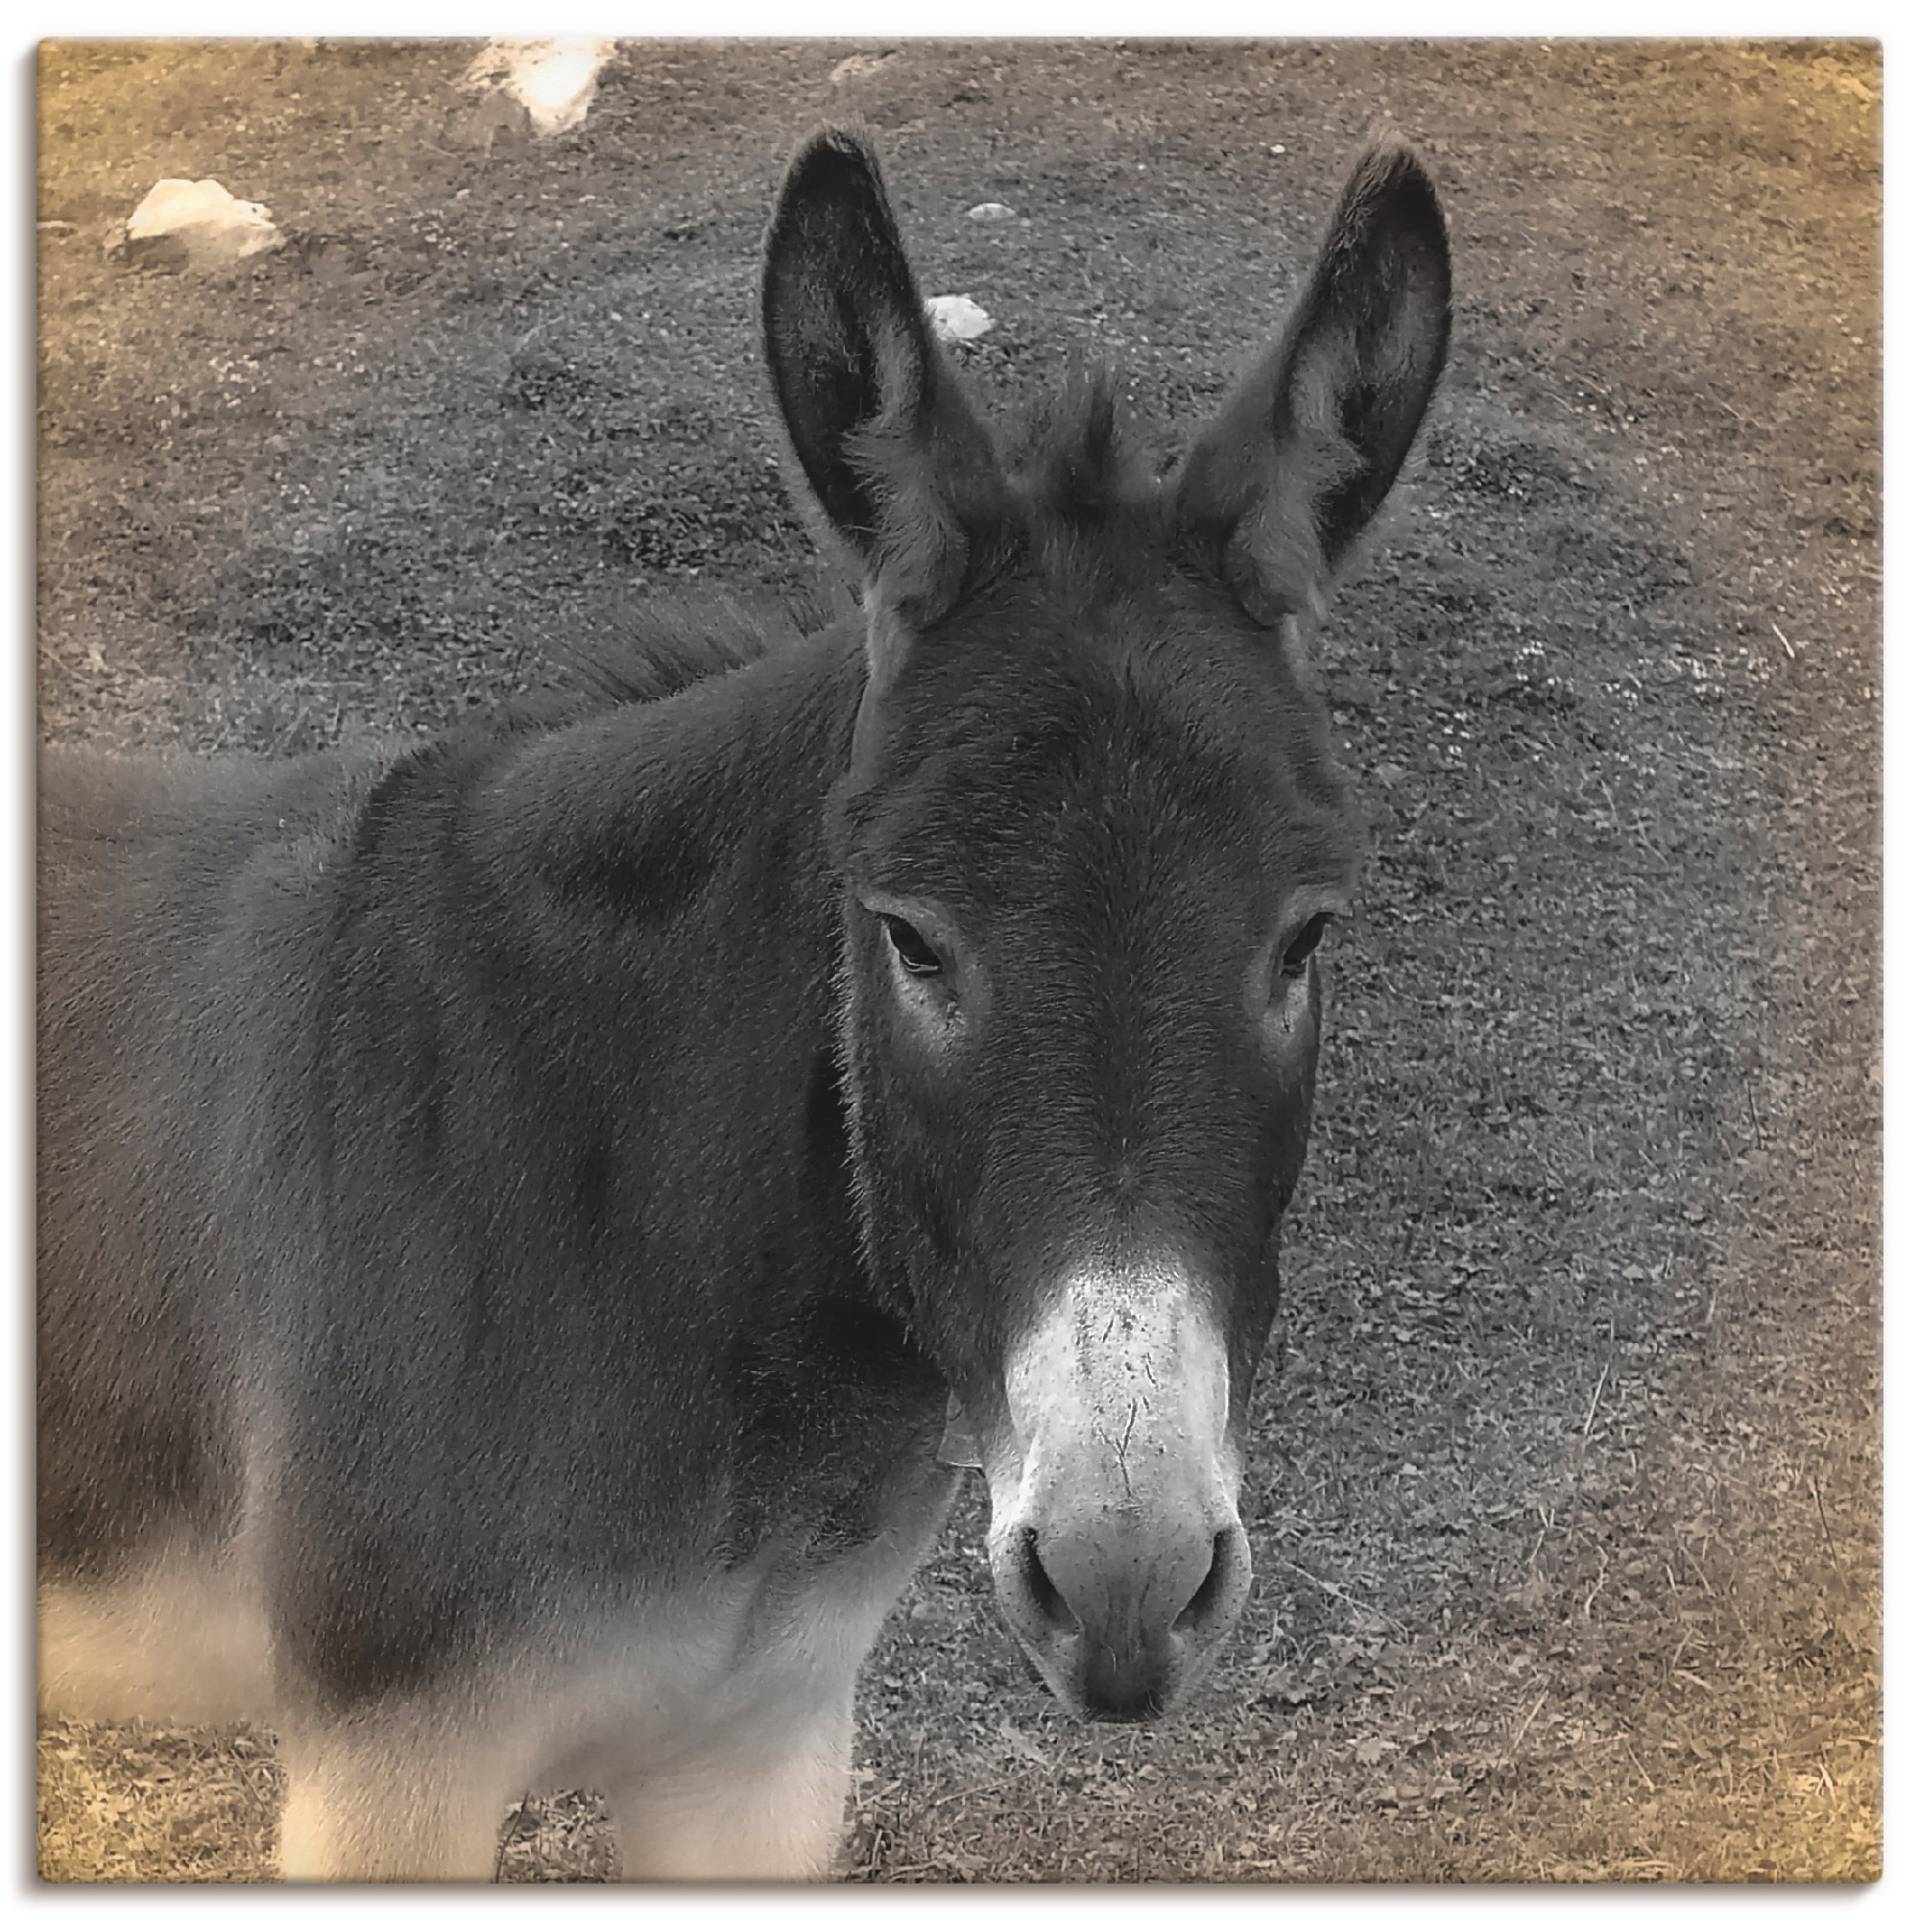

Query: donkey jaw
[981,1264,1252,1722]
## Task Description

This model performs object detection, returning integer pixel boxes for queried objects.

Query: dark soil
[35,38,1880,1884]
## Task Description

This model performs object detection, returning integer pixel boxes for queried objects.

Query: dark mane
[338,587,843,821]
[1008,366,1158,515]
[994,367,1170,600]
[482,583,843,737]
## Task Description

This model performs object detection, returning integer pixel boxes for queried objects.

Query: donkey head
[764,130,1449,1720]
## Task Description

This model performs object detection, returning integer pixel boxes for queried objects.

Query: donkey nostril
[1019,1528,1079,1634]
[1175,1528,1236,1634]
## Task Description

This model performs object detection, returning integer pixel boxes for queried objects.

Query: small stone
[925,294,993,343]
[966,202,1016,222]
[114,179,285,273]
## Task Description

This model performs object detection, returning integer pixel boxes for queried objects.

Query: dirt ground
[35,38,1880,1883]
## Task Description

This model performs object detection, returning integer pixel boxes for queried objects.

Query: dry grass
[35,37,1879,1883]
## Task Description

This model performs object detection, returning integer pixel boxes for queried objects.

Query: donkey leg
[278,1703,525,1883]
[606,1693,857,1883]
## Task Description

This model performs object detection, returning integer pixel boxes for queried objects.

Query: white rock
[460,38,617,137]
[829,50,896,86]
[925,294,993,343]
[119,178,284,271]
[966,202,1016,222]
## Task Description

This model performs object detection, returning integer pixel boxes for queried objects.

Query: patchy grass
[36,38,1878,1883]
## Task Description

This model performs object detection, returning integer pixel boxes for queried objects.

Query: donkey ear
[762,129,1005,621]
[1174,135,1451,626]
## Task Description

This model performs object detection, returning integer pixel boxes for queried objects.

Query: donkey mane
[503,587,831,732]
[322,586,833,792]
[973,366,1177,606]
[1006,365,1156,513]
[319,591,837,881]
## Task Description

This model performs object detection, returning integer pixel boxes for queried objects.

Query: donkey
[37,127,1449,1881]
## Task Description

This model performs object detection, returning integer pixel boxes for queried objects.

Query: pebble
[925,294,994,342]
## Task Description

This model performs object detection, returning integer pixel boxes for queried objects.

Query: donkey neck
[470,616,869,949]
[459,617,952,1536]
[329,615,878,1322]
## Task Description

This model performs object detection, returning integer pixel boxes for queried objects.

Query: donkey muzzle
[984,1267,1251,1721]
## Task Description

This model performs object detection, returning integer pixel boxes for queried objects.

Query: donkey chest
[541,1494,954,1785]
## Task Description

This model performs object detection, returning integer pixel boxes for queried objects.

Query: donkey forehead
[846,617,1361,911]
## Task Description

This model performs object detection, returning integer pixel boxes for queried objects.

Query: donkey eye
[1279,913,1331,977]
[882,915,946,979]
